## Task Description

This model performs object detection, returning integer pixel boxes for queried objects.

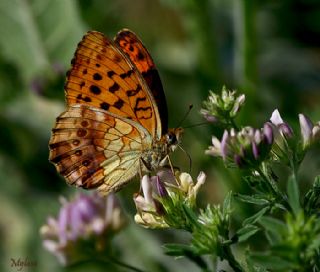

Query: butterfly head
[164,128,184,152]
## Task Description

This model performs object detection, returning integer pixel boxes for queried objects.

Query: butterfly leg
[137,157,153,193]
[159,155,181,186]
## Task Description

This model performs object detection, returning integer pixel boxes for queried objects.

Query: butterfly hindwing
[49,104,151,193]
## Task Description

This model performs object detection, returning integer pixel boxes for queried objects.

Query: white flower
[299,114,320,149]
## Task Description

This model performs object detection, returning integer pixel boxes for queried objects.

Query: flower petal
[263,123,274,144]
[299,114,313,146]
[270,109,284,125]
[141,175,154,205]
[221,130,229,159]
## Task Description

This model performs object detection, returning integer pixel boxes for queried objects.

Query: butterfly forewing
[115,29,168,133]
[65,31,162,138]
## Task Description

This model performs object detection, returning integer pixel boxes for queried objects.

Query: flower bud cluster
[134,169,206,228]
[40,193,126,265]
[201,86,245,125]
[270,109,320,152]
[206,124,273,168]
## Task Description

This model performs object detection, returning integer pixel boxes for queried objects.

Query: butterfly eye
[166,133,177,145]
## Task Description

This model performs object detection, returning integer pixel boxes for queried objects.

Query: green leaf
[243,206,270,226]
[182,203,201,229]
[223,191,232,216]
[163,244,208,269]
[244,249,268,272]
[235,225,260,243]
[259,216,286,245]
[163,243,193,256]
[259,216,286,236]
[304,175,320,214]
[271,244,298,262]
[308,234,320,252]
[234,193,269,205]
[0,0,86,82]
[287,174,301,215]
[249,253,293,270]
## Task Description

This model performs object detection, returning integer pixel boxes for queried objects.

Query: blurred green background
[1,0,320,271]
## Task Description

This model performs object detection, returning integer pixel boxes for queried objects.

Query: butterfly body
[49,30,182,195]
[141,127,183,171]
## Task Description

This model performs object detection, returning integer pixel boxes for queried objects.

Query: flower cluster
[206,124,273,168]
[205,106,320,170]
[134,169,206,229]
[201,86,245,125]
[269,109,320,157]
[40,193,126,265]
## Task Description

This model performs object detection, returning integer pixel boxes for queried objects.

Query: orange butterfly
[49,29,183,194]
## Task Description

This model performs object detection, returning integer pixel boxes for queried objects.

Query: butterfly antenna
[178,145,192,172]
[183,121,210,129]
[177,104,193,128]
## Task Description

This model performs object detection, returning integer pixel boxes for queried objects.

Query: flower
[134,174,169,229]
[40,193,126,265]
[269,110,320,152]
[134,169,206,229]
[206,124,273,168]
[270,109,294,138]
[299,114,320,149]
[201,86,245,125]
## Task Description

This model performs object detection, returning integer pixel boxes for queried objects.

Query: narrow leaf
[259,216,286,235]
[223,191,232,215]
[182,204,201,229]
[243,206,270,226]
[234,193,269,205]
[235,225,260,243]
[249,254,293,270]
[163,243,193,256]
[259,216,286,245]
[163,244,208,269]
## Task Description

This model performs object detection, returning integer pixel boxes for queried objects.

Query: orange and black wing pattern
[64,31,162,138]
[115,29,168,134]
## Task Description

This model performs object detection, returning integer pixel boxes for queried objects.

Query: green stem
[230,118,239,131]
[211,254,217,272]
[221,244,243,272]
[234,0,257,124]
[107,257,146,272]
[65,257,146,272]
[256,166,291,212]
[289,154,299,182]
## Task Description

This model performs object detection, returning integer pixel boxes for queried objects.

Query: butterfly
[49,29,183,194]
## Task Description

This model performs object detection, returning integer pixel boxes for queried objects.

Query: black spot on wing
[107,70,115,77]
[100,102,110,110]
[119,69,133,79]
[109,82,120,93]
[77,94,92,102]
[113,98,124,109]
[90,85,101,95]
[93,73,102,80]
